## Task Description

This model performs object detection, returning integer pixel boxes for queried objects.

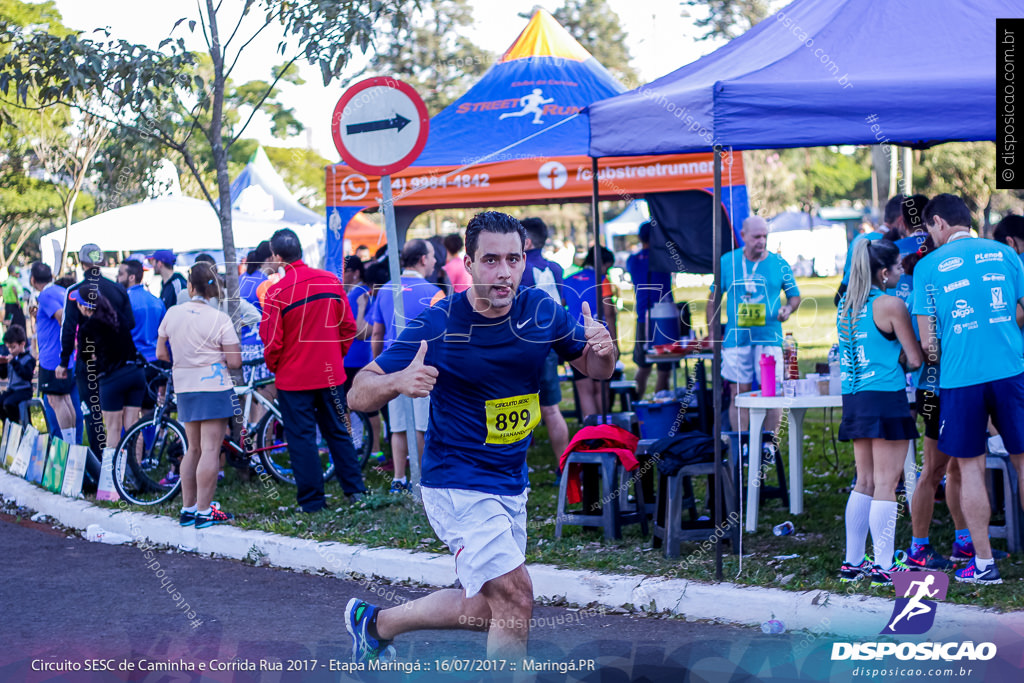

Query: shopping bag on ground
[42,437,68,493]
[61,444,89,498]
[9,425,37,478]
[25,433,49,484]
[3,421,21,470]
[96,447,119,501]
[0,420,9,468]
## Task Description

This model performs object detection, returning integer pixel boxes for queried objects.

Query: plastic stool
[650,458,739,558]
[609,380,637,412]
[725,431,789,508]
[986,453,1022,554]
[556,449,649,540]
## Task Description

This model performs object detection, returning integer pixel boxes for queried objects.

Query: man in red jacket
[260,228,366,512]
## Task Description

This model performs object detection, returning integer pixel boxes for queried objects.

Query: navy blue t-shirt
[375,289,587,495]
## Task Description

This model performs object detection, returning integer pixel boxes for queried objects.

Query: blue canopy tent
[588,0,1008,155]
[584,0,1009,577]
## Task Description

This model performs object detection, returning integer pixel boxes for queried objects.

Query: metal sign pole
[381,174,421,489]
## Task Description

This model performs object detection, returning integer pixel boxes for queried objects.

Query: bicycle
[112,361,368,506]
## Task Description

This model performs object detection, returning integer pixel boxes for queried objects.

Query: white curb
[2,469,1018,637]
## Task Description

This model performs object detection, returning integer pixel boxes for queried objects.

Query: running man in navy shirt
[347,212,615,662]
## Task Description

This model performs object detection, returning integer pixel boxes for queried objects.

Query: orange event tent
[324,9,748,273]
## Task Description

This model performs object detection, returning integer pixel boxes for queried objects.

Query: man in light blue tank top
[912,194,1024,586]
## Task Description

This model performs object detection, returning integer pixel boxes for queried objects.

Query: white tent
[40,195,322,272]
[767,211,846,278]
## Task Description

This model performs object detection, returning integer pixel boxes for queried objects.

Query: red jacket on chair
[559,424,639,504]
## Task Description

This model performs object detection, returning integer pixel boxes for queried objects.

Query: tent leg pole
[712,147,724,581]
[591,156,609,423]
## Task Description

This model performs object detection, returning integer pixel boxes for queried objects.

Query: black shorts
[915,389,940,441]
[839,390,918,442]
[39,367,75,396]
[98,364,146,412]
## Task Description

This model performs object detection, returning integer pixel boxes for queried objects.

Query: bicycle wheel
[255,411,335,485]
[112,412,186,506]
[349,410,373,469]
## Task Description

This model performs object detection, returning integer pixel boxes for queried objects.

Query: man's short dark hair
[583,245,615,270]
[520,217,548,250]
[401,239,431,269]
[900,194,930,234]
[443,233,463,256]
[638,221,653,244]
[923,193,972,229]
[3,324,26,345]
[30,262,52,285]
[270,228,303,263]
[884,194,908,225]
[994,214,1024,244]
[364,261,390,287]
[122,259,144,286]
[344,255,365,277]
[465,211,526,259]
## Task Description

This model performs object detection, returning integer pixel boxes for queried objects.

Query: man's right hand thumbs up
[400,340,438,398]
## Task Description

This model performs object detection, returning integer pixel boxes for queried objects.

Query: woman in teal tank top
[835,238,923,589]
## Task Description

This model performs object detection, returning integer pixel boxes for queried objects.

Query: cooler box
[635,400,691,439]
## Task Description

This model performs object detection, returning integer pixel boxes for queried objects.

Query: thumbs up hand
[582,301,615,359]
[399,340,438,398]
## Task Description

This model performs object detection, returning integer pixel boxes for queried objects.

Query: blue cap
[149,249,176,266]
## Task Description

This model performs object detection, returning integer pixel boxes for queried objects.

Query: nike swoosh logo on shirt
[516,319,531,329]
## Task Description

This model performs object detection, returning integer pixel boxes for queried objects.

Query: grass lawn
[94,277,1024,612]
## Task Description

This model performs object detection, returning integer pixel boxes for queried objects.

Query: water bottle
[783,333,799,380]
[759,354,777,397]
[773,521,795,536]
[828,343,841,395]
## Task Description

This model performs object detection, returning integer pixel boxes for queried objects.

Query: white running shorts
[420,486,528,598]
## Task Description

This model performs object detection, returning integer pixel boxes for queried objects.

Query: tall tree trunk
[206,1,239,315]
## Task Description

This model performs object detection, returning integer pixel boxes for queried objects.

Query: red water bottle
[783,332,799,380]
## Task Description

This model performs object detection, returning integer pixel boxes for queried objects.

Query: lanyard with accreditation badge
[737,253,768,327]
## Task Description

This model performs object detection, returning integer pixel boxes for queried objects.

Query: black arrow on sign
[346,114,411,135]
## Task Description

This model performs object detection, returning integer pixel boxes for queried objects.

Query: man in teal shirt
[913,194,1024,586]
[709,216,801,434]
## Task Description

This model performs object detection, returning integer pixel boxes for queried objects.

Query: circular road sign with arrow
[331,77,430,176]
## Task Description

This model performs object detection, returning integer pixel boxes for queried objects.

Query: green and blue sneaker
[346,598,396,663]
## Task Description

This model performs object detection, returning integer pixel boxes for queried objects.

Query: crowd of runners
[2,198,1023,663]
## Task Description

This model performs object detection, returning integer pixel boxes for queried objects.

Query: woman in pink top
[442,233,472,293]
[156,263,242,529]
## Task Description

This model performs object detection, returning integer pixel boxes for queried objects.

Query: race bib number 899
[484,393,541,445]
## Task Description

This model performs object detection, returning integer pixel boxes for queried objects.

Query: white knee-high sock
[845,491,873,564]
[62,427,77,444]
[870,500,900,569]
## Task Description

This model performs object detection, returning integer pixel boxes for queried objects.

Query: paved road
[0,513,831,681]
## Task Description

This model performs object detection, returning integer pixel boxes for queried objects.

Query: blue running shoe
[955,560,1002,585]
[194,508,233,529]
[950,540,1009,563]
[346,598,396,663]
[906,544,953,570]
[838,556,872,582]
[179,510,196,527]
[870,552,912,588]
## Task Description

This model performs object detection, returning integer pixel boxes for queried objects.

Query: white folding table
[734,391,917,532]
